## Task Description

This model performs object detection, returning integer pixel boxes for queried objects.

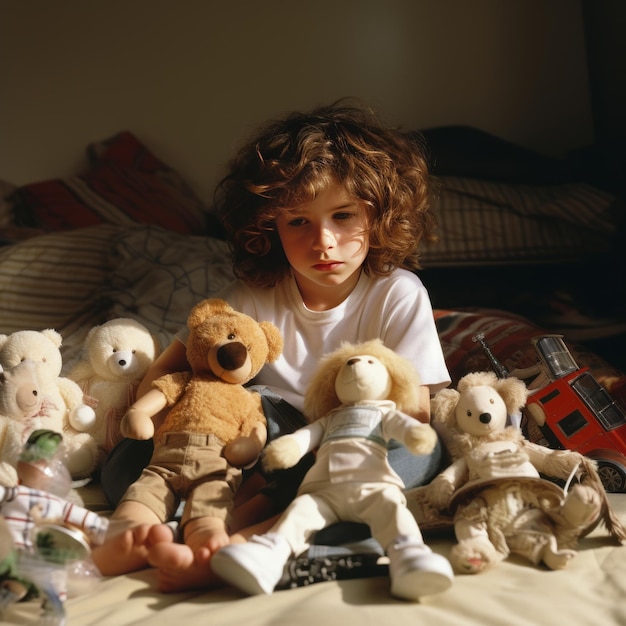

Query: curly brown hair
[215,100,437,288]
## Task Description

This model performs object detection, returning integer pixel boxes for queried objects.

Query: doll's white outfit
[270,402,425,553]
[211,401,454,600]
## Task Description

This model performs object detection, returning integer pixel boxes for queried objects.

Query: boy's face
[275,182,369,311]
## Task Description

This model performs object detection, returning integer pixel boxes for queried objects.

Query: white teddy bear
[68,318,159,457]
[0,329,98,480]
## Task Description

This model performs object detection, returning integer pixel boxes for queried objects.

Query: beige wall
[0,0,592,203]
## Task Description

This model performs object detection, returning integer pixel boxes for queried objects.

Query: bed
[1,129,625,626]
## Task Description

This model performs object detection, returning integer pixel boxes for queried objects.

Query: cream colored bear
[427,371,625,574]
[0,360,45,486]
[68,318,159,458]
[0,329,98,480]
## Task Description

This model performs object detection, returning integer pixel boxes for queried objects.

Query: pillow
[434,307,623,387]
[0,223,120,335]
[421,176,621,267]
[416,125,573,184]
[106,225,235,349]
[9,131,208,235]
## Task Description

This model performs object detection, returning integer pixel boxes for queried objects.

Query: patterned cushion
[105,225,235,349]
[434,307,623,386]
[9,132,208,235]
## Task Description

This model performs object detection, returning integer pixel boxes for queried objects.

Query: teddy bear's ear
[457,371,498,394]
[187,298,231,329]
[430,388,461,426]
[495,376,529,415]
[259,321,283,363]
[41,329,63,349]
[86,324,101,341]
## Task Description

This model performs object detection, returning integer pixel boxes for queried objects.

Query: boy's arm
[136,338,189,399]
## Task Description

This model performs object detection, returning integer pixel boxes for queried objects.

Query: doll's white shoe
[211,533,292,595]
[386,536,454,601]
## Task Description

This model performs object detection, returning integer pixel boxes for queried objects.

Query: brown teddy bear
[119,298,283,553]
[426,371,626,574]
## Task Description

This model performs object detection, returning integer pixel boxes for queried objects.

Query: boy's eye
[287,217,307,227]
[333,211,353,221]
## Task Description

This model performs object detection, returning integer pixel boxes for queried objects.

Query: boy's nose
[312,226,336,250]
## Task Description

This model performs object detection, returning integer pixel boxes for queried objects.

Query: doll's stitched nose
[217,342,248,371]
[479,413,492,424]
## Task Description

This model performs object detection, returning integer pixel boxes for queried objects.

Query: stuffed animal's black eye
[228,333,236,340]
[466,410,472,417]
[490,398,495,404]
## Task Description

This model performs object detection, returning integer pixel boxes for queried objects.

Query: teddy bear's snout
[217,342,248,371]
[109,350,137,375]
[479,413,492,424]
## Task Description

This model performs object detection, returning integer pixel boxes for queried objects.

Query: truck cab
[524,335,626,492]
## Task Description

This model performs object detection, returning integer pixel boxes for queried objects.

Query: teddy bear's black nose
[217,342,248,371]
[479,413,492,424]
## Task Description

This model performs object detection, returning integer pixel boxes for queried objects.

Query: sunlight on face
[275,182,369,311]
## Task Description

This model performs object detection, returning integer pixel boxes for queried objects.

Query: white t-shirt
[200,268,450,412]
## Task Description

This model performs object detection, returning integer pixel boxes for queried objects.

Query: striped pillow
[0,224,120,341]
[421,177,620,267]
[434,308,623,387]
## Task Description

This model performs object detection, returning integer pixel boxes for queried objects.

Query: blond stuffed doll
[211,339,454,601]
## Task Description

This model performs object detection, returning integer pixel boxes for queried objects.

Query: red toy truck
[524,335,626,492]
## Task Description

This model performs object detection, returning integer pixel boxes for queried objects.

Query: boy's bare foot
[147,523,178,545]
[148,542,222,593]
[92,524,154,576]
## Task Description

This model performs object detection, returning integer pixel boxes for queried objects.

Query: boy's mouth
[313,262,342,271]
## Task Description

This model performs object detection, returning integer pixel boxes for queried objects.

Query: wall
[583,0,626,141]
[0,0,593,203]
